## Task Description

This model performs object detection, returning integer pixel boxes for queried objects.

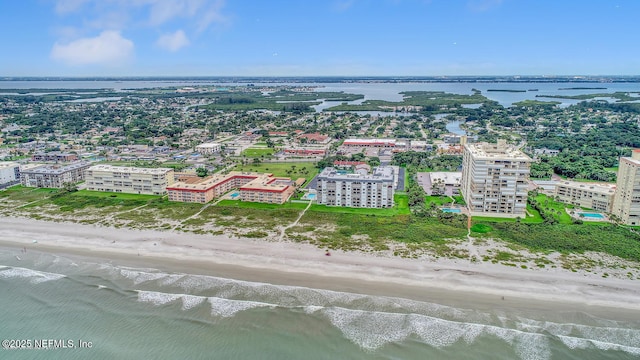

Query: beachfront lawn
[531,194,573,225]
[216,199,309,210]
[70,190,162,201]
[471,204,543,224]
[0,186,57,203]
[425,195,455,207]
[233,161,318,180]
[290,211,468,255]
[310,193,410,216]
[485,222,640,262]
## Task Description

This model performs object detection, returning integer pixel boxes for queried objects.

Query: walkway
[278,200,313,241]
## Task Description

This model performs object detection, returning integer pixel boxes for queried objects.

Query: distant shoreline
[2,76,640,84]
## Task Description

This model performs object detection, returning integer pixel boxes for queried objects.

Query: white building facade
[0,161,20,187]
[461,140,532,218]
[85,165,175,195]
[612,150,640,225]
[317,166,395,208]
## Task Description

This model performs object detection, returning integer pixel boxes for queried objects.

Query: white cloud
[156,30,190,51]
[132,0,228,31]
[51,30,134,65]
[55,0,88,14]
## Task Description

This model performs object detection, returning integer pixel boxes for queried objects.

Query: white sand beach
[1,216,640,320]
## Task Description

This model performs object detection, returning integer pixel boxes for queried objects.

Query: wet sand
[1,216,640,321]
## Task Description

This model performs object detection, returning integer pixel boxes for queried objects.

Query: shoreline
[2,216,640,321]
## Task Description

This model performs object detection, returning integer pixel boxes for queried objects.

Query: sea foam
[0,266,65,284]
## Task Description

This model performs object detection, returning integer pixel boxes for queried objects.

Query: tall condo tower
[612,150,640,225]
[461,140,532,218]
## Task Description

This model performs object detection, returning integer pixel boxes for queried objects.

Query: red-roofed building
[297,133,330,144]
[284,149,326,156]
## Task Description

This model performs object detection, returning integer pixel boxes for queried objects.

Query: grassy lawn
[241,148,275,157]
[425,195,455,207]
[234,162,318,179]
[216,199,309,210]
[70,190,162,201]
[309,193,410,216]
[0,186,58,202]
[533,193,573,224]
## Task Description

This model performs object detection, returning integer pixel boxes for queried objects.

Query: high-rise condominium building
[612,150,640,225]
[461,140,532,218]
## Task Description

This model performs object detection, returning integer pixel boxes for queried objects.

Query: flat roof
[0,161,19,169]
[429,171,462,185]
[21,161,90,175]
[87,164,174,175]
[557,180,616,194]
[343,138,396,145]
[318,166,394,182]
[167,171,290,193]
[464,142,531,161]
[196,143,221,148]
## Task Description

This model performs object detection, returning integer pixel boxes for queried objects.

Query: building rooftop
[430,171,462,185]
[465,140,531,161]
[87,164,174,175]
[167,171,290,193]
[318,166,394,182]
[196,143,221,148]
[0,161,19,169]
[343,138,396,146]
[21,161,90,175]
[557,180,616,194]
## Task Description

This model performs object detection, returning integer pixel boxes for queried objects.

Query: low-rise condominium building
[167,171,295,204]
[554,180,615,212]
[84,165,175,195]
[20,161,91,188]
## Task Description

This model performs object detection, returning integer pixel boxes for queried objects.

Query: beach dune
[1,216,640,320]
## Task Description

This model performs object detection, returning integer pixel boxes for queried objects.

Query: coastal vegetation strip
[3,185,640,269]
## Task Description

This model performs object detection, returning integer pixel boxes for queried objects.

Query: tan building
[21,161,91,188]
[612,150,640,225]
[555,180,615,212]
[167,171,295,204]
[85,165,175,195]
[461,140,532,218]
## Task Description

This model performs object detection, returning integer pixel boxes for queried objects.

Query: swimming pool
[441,208,461,213]
[230,191,240,199]
[307,194,316,200]
[579,212,604,219]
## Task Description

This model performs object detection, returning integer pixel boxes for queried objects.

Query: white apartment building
[85,165,175,195]
[195,143,221,155]
[0,161,20,187]
[612,150,640,225]
[555,180,615,212]
[461,140,532,218]
[316,166,395,208]
[21,161,91,188]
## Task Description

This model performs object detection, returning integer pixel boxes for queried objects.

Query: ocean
[1,249,639,360]
[2,79,640,358]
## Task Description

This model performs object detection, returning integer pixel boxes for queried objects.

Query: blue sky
[0,0,637,76]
